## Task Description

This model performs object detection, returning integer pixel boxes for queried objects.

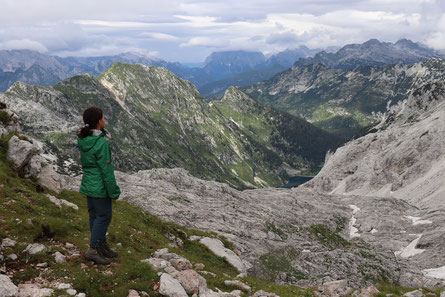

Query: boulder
[199,237,246,273]
[170,257,192,271]
[352,286,380,297]
[17,284,53,297]
[318,280,353,297]
[173,269,202,294]
[0,274,18,297]
[37,166,62,194]
[1,238,16,249]
[54,252,66,264]
[140,258,170,271]
[23,243,47,255]
[159,273,188,297]
[45,194,78,210]
[7,136,38,173]
[223,280,251,293]
[127,290,140,297]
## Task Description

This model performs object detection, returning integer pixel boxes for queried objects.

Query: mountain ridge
[2,63,341,189]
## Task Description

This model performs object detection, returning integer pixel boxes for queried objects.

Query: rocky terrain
[304,80,445,209]
[245,58,445,138]
[1,63,341,188]
[59,162,445,291]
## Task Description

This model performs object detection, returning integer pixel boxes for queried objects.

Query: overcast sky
[0,0,444,62]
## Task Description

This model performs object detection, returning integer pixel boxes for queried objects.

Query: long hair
[77,106,104,138]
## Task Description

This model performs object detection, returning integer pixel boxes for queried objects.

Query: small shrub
[0,110,12,126]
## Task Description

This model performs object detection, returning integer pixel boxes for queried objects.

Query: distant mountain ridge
[0,47,322,93]
[294,38,444,70]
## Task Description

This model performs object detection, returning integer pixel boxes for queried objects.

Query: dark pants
[87,196,112,248]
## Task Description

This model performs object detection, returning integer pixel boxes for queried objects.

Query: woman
[77,106,121,265]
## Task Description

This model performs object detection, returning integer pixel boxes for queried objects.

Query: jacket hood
[77,133,104,152]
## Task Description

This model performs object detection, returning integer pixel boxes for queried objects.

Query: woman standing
[77,106,121,265]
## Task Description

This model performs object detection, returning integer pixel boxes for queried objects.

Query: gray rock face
[0,274,18,297]
[305,81,445,209]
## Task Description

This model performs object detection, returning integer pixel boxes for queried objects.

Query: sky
[0,0,444,62]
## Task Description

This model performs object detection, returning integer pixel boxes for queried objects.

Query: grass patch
[307,224,351,249]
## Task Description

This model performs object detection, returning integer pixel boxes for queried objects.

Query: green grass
[0,133,315,297]
[375,282,444,297]
[307,224,351,249]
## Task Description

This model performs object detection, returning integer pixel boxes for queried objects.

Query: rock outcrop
[0,101,62,193]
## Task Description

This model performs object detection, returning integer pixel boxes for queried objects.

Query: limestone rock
[17,284,53,297]
[199,237,246,274]
[23,243,47,255]
[0,274,18,297]
[317,280,353,297]
[7,254,17,261]
[127,290,140,297]
[170,257,192,271]
[251,290,279,297]
[45,194,78,210]
[194,263,205,270]
[352,286,380,297]
[7,136,38,173]
[159,273,188,297]
[140,258,170,271]
[1,239,16,249]
[173,269,201,294]
[54,252,66,263]
[223,280,251,293]
[37,166,62,194]
[403,290,424,297]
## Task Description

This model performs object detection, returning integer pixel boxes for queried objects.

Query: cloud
[0,39,48,52]
[0,0,443,61]
[140,32,180,41]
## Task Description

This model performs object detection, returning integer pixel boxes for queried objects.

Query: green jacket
[77,130,121,199]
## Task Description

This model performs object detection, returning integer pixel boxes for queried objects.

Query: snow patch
[423,266,445,279]
[348,205,361,238]
[394,234,425,258]
[404,215,433,225]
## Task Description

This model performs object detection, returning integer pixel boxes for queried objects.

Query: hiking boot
[99,240,118,258]
[84,247,111,265]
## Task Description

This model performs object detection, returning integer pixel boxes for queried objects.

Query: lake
[281,176,313,188]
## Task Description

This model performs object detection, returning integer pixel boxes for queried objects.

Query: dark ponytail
[77,106,104,138]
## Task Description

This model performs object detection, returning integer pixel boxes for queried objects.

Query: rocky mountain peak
[219,86,259,112]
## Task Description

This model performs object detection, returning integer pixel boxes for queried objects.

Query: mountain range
[294,38,444,70]
[0,46,322,94]
[245,58,445,138]
[1,63,341,189]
